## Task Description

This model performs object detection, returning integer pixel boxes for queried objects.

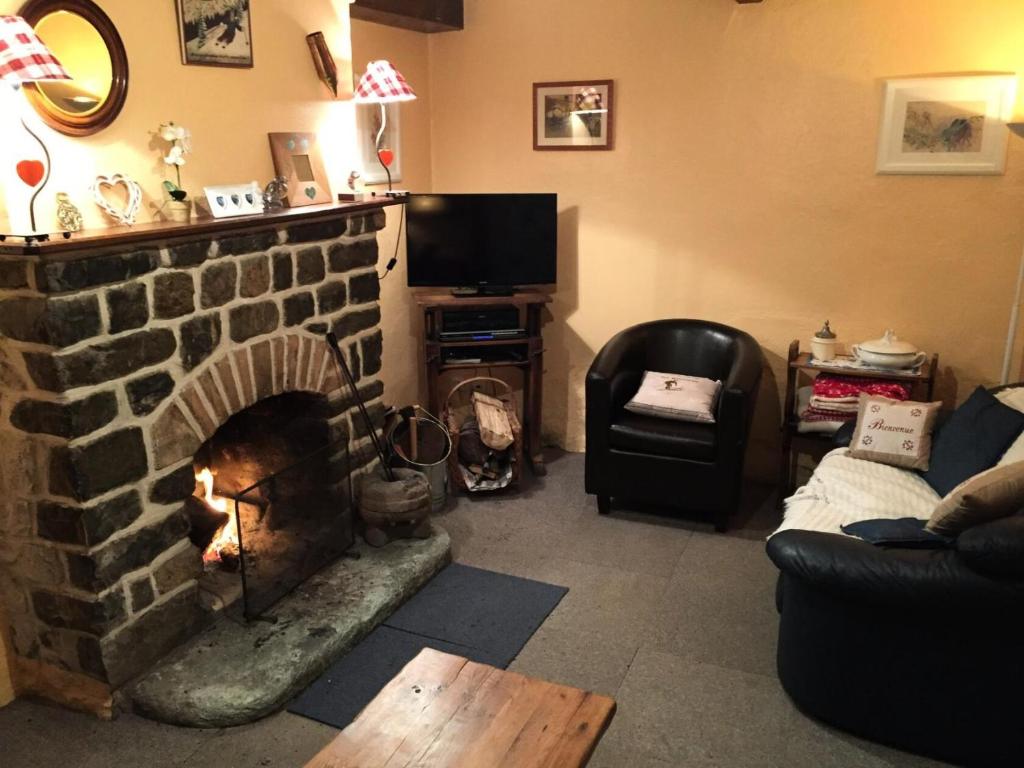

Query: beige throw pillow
[848,394,941,471]
[624,371,721,423]
[927,462,1024,536]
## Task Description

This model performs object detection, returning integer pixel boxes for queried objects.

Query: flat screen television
[405,193,557,293]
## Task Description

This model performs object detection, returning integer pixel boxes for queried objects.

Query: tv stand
[450,286,516,297]
[414,288,553,478]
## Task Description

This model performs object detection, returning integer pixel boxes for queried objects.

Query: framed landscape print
[357,103,402,184]
[267,132,331,207]
[533,80,614,151]
[176,0,254,68]
[876,75,1016,175]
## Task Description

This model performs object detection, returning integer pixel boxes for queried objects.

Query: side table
[779,340,938,501]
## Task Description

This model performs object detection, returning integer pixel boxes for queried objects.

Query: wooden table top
[304,648,616,768]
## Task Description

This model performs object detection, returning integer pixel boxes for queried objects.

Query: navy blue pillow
[923,386,1024,497]
[841,518,953,548]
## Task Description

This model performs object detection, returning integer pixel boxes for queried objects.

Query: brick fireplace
[0,204,392,713]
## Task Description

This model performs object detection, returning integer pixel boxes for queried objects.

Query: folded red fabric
[811,375,912,402]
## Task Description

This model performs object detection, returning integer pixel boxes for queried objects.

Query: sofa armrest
[957,513,1024,580]
[767,529,1024,609]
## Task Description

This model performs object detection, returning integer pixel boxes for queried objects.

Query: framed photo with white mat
[876,75,1016,175]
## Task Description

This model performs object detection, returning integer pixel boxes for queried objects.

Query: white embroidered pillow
[848,394,941,471]
[624,371,722,424]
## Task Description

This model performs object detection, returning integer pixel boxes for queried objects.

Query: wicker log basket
[443,376,523,493]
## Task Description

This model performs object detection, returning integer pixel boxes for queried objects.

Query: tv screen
[406,193,557,289]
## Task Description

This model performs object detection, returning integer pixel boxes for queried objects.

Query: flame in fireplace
[196,467,239,567]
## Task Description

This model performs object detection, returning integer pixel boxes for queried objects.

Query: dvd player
[441,328,526,342]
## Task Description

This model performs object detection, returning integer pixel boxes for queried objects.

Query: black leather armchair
[768,518,1024,766]
[585,319,763,531]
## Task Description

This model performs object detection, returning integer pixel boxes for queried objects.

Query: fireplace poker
[326,332,395,481]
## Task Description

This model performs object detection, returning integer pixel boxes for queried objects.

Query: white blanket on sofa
[773,448,940,538]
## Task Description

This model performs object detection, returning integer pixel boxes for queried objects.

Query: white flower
[159,122,180,142]
[164,146,186,166]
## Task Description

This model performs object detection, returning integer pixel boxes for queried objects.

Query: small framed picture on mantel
[533,80,614,151]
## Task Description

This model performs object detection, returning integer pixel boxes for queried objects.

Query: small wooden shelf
[438,336,532,348]
[417,289,551,476]
[779,340,939,502]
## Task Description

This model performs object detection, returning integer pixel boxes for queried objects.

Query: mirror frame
[19,0,129,137]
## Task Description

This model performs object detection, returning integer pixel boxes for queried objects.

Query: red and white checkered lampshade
[0,15,69,85]
[353,60,416,104]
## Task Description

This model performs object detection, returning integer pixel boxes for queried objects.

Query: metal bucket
[387,406,452,513]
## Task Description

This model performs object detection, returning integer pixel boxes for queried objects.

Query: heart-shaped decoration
[300,138,309,150]
[16,159,45,188]
[91,173,142,225]
[244,193,254,205]
[377,148,395,167]
[230,194,240,206]
[287,139,296,150]
[304,186,317,200]
[216,196,226,208]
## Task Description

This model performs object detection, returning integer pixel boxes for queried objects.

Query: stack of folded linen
[799,375,912,430]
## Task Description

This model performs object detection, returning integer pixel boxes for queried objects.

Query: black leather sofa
[769,490,1024,765]
[585,319,762,531]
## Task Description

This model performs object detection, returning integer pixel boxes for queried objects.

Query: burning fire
[196,467,239,567]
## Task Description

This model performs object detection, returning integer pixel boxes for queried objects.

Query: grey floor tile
[528,558,669,645]
[0,698,218,768]
[507,622,639,697]
[645,532,780,677]
[198,711,339,768]
[556,513,693,578]
[606,647,796,766]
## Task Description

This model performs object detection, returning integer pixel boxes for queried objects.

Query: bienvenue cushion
[927,462,1024,536]
[848,395,941,471]
[923,386,1024,496]
[624,371,721,423]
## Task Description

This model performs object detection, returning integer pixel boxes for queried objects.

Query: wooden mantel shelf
[0,198,403,258]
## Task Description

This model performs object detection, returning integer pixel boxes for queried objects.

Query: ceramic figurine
[263,176,287,210]
[55,192,83,232]
[811,320,838,362]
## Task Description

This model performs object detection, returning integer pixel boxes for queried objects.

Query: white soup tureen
[852,330,925,369]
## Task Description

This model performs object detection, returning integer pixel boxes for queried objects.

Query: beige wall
[0,0,357,231]
[425,0,1024,475]
[0,608,13,707]
[351,20,432,410]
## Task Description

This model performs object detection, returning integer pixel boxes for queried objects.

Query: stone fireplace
[0,204,392,713]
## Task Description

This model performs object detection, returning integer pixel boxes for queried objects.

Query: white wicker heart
[91,174,142,225]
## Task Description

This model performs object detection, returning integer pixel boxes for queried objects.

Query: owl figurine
[56,192,83,233]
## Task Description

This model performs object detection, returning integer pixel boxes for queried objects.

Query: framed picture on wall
[876,75,1016,175]
[357,103,402,184]
[268,132,332,207]
[533,80,614,151]
[176,0,254,68]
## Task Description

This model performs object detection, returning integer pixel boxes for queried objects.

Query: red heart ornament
[377,148,394,168]
[16,160,45,188]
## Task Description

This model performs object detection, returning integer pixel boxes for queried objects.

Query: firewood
[471,391,514,451]
[184,495,230,550]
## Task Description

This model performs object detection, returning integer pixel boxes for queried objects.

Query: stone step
[121,527,451,728]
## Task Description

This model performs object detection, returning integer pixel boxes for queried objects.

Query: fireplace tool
[326,332,395,481]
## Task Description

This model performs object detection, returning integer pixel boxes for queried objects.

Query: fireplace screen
[188,393,354,620]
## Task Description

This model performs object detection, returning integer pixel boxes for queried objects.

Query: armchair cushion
[609,411,716,461]
[624,371,721,423]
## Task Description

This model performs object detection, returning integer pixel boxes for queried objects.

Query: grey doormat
[287,563,568,729]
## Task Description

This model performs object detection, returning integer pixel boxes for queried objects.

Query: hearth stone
[124,529,450,727]
[106,283,149,333]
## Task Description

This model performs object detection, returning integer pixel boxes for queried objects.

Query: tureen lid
[859,329,918,355]
[814,320,836,340]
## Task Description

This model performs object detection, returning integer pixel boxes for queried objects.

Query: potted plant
[158,121,192,223]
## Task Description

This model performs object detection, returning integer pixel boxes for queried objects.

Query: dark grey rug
[287,563,568,729]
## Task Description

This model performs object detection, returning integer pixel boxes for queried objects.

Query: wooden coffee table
[305,648,616,767]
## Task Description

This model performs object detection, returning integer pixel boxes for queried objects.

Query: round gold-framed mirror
[19,0,128,136]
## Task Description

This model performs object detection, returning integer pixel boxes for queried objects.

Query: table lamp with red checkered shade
[1,15,70,234]
[354,60,416,192]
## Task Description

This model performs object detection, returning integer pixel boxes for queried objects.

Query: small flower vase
[166,199,192,223]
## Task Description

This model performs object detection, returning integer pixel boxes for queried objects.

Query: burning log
[184,495,230,551]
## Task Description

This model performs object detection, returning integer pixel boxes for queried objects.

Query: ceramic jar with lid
[852,330,926,369]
